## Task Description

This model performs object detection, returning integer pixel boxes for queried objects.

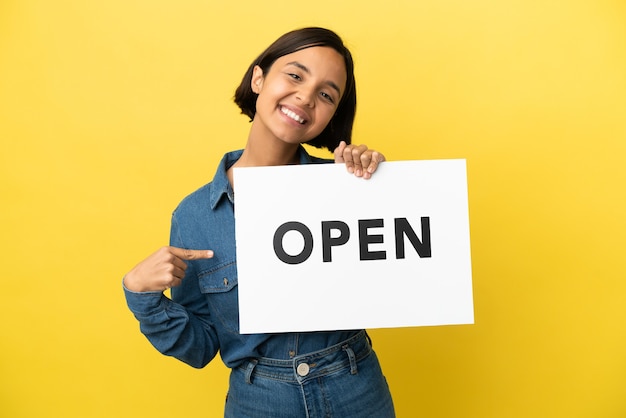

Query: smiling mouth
[280,106,306,124]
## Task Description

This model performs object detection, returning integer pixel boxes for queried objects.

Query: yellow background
[1,1,625,417]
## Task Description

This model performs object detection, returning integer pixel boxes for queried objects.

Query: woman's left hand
[333,141,386,179]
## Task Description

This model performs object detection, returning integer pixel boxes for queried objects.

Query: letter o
[273,221,314,265]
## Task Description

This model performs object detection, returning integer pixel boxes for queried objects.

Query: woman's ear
[251,65,264,94]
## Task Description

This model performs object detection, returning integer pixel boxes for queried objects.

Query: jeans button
[296,363,310,377]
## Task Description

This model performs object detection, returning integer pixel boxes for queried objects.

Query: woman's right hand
[123,246,214,292]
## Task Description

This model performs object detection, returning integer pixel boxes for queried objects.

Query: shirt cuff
[122,279,169,316]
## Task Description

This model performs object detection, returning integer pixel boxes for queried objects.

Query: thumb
[334,140,347,163]
[169,246,214,260]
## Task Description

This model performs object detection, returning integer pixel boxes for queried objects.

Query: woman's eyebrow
[286,61,342,96]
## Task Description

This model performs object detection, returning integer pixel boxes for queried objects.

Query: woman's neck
[227,125,301,187]
[236,141,300,168]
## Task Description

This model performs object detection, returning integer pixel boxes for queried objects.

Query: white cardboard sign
[234,160,473,334]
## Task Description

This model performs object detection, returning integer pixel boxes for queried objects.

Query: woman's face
[250,46,347,146]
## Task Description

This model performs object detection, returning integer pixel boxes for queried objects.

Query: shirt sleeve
[122,214,220,369]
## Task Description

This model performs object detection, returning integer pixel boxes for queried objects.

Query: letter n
[394,217,431,259]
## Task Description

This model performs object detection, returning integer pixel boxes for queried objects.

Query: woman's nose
[296,85,315,107]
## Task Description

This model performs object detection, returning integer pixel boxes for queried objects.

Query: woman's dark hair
[234,27,357,152]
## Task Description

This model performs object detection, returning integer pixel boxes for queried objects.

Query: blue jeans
[224,331,395,418]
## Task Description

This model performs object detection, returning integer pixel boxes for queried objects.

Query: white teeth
[280,107,305,124]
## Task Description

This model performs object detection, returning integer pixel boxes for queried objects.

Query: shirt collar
[209,146,315,210]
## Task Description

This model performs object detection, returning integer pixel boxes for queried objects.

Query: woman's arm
[123,220,220,368]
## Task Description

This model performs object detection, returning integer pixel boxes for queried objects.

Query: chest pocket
[197,261,240,334]
[197,261,238,293]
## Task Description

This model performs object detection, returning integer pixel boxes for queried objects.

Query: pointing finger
[169,247,214,260]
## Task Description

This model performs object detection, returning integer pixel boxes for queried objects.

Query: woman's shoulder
[173,150,240,216]
[172,182,216,217]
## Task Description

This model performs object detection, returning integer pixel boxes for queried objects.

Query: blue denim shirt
[124,147,361,369]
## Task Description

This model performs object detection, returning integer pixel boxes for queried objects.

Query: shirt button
[296,363,310,377]
[223,278,229,286]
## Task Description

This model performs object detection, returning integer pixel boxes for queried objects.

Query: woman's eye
[288,73,301,80]
[320,92,335,103]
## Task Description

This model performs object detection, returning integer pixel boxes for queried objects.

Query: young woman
[123,27,396,417]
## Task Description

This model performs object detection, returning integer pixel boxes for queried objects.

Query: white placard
[234,160,473,333]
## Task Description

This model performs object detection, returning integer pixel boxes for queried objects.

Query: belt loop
[244,359,258,384]
[342,344,358,375]
[365,330,373,348]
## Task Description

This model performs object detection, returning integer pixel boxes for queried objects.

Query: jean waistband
[238,330,372,384]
